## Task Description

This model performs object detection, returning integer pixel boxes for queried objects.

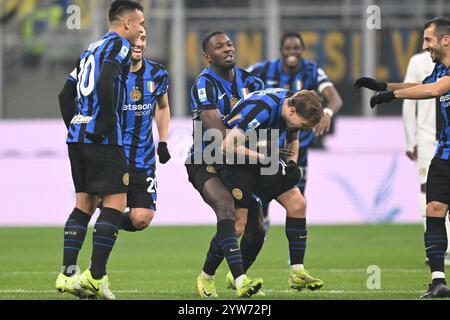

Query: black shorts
[426,157,450,205]
[185,162,256,209]
[255,165,297,203]
[68,143,128,196]
[127,167,157,210]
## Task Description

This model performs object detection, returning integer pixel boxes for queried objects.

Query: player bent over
[185,31,264,298]
[222,88,324,291]
[355,17,450,298]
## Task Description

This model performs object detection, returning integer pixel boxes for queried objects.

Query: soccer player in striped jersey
[119,27,171,233]
[355,17,450,298]
[402,52,450,266]
[55,0,144,300]
[186,31,265,298]
[247,31,343,226]
[222,88,324,291]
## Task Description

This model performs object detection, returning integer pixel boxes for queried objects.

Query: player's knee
[244,222,266,242]
[131,210,154,230]
[214,199,235,220]
[75,194,98,215]
[426,202,448,217]
[102,194,127,212]
[286,197,306,218]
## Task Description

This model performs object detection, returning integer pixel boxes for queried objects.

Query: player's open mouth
[133,48,143,54]
[286,55,298,64]
[224,55,234,62]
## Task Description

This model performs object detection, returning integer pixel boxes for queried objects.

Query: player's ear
[443,35,450,47]
[123,16,131,31]
[202,52,212,64]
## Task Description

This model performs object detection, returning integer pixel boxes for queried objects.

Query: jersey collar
[132,59,147,76]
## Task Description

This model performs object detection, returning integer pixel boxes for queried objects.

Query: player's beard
[131,56,142,64]
[431,47,443,64]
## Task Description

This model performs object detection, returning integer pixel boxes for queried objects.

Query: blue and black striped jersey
[123,59,169,169]
[191,67,264,119]
[423,64,450,160]
[66,31,131,146]
[247,58,331,149]
[224,88,289,133]
[189,67,264,156]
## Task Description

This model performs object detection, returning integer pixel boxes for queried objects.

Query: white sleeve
[402,56,418,152]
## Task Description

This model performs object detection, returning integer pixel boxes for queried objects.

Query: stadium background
[1,0,447,226]
[0,0,449,301]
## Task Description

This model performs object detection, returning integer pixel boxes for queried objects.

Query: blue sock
[90,208,122,280]
[286,217,307,265]
[425,217,447,284]
[202,234,225,276]
[62,208,91,276]
[217,219,244,279]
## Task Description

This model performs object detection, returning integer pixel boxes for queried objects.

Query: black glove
[285,160,301,185]
[370,91,395,109]
[85,123,112,143]
[354,77,387,91]
[157,142,171,164]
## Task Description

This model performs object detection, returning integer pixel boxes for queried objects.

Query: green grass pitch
[0,224,434,300]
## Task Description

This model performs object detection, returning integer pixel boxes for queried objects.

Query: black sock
[62,208,91,276]
[202,234,225,276]
[217,219,244,279]
[425,217,447,276]
[90,207,122,280]
[241,232,265,272]
[119,211,139,232]
[285,217,307,265]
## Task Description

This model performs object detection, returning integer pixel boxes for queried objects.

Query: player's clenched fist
[157,142,171,164]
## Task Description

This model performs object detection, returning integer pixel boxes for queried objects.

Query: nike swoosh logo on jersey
[230,248,240,252]
[299,235,308,239]
[219,93,227,100]
[267,80,279,85]
[425,245,438,250]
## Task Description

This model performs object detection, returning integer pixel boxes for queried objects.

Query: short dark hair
[280,31,306,50]
[202,31,226,52]
[289,90,323,127]
[108,0,143,23]
[424,17,450,40]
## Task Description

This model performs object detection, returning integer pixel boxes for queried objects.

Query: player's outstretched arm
[354,77,419,91]
[370,76,450,108]
[394,75,450,100]
[85,61,119,143]
[58,80,77,129]
[155,93,171,164]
